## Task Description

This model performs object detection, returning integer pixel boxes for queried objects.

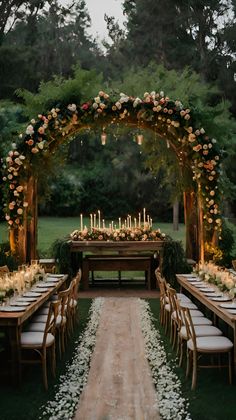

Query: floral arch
[2,90,222,263]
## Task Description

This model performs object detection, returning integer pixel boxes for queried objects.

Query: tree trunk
[173,200,179,231]
[183,190,198,261]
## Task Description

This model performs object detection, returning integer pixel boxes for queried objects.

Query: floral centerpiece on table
[70,226,166,242]
[195,261,236,296]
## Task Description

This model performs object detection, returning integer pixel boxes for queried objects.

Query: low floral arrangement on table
[70,226,166,242]
[195,262,236,297]
[0,263,44,304]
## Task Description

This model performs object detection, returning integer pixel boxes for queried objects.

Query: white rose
[26,124,34,135]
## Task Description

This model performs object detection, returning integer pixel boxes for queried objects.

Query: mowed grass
[148,298,236,420]
[0,299,92,420]
[0,217,186,256]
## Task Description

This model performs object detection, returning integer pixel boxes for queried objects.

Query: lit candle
[125,220,127,228]
[147,215,150,228]
[80,213,83,231]
[94,213,96,228]
[90,214,93,231]
[111,221,114,230]
[150,218,152,228]
[138,213,141,228]
[134,217,137,228]
[119,217,121,229]
[98,210,101,229]
[102,219,105,229]
[143,208,146,225]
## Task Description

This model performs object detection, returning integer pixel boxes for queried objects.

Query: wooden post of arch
[26,176,38,262]
[16,175,38,263]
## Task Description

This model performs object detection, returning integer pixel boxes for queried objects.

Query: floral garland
[70,226,166,242]
[196,262,236,297]
[2,90,222,236]
[140,299,191,420]
[40,297,104,420]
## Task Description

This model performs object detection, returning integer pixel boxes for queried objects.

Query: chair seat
[188,336,233,352]
[38,307,50,315]
[189,309,204,317]
[180,325,223,340]
[32,314,48,323]
[188,317,213,326]
[21,331,54,347]
[177,293,191,303]
[25,322,46,332]
[180,302,198,310]
[172,309,204,320]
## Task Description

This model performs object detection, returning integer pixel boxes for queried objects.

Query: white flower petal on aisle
[140,299,191,420]
[40,298,104,420]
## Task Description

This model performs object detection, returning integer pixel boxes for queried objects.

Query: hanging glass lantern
[136,134,143,145]
[101,131,107,145]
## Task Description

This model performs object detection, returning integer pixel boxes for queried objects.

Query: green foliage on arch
[2,88,223,239]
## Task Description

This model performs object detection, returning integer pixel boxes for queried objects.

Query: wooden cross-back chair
[182,307,233,390]
[20,300,59,390]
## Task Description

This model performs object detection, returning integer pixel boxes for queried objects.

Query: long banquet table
[0,274,68,384]
[177,274,236,373]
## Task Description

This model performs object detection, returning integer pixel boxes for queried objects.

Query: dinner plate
[23,291,41,298]
[180,274,197,278]
[31,287,49,293]
[193,283,206,288]
[16,296,37,302]
[200,287,215,293]
[0,306,26,312]
[219,302,236,309]
[44,282,56,287]
[227,309,236,315]
[45,278,58,283]
[186,278,201,283]
[47,274,64,278]
[11,301,31,307]
[35,282,47,287]
[205,292,222,298]
[210,296,232,302]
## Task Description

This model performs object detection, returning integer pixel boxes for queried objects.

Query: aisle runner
[74,297,160,420]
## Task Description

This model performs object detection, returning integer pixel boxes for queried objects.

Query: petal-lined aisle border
[140,299,191,420]
[40,297,104,420]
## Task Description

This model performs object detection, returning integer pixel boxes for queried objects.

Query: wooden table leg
[8,326,21,385]
[82,258,90,290]
[233,322,236,375]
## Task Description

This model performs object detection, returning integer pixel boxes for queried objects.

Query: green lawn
[0,217,186,257]
[148,298,236,420]
[0,299,92,420]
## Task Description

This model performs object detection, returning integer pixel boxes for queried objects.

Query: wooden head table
[70,240,165,289]
[177,274,236,373]
[0,274,68,385]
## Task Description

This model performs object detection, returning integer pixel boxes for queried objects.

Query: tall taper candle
[98,210,101,229]
[143,208,146,225]
[138,213,141,228]
[90,214,93,231]
[80,213,83,231]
